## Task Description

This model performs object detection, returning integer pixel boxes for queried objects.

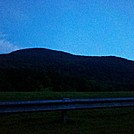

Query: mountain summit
[0,48,134,92]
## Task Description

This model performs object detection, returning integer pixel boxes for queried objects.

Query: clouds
[0,39,20,53]
[0,32,20,53]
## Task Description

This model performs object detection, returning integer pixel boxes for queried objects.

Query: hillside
[0,48,134,92]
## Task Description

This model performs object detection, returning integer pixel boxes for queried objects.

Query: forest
[0,48,134,92]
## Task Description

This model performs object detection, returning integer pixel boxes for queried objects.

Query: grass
[0,108,134,134]
[0,91,134,101]
[0,91,134,134]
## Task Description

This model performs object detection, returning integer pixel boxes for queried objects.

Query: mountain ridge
[0,48,134,92]
[8,48,133,61]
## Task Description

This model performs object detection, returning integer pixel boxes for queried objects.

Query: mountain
[0,48,134,92]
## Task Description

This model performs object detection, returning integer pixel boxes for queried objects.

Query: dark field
[0,91,134,134]
[1,91,134,101]
[0,108,134,134]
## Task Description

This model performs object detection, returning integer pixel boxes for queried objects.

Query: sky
[0,0,134,60]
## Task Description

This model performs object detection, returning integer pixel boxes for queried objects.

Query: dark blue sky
[0,0,134,60]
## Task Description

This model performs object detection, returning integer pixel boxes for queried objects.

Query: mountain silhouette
[0,48,134,92]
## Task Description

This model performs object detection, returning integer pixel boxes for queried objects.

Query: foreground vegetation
[0,91,134,101]
[0,91,134,134]
[0,108,134,134]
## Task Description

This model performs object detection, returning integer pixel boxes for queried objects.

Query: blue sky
[0,0,134,60]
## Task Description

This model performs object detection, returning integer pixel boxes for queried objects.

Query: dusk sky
[0,0,134,60]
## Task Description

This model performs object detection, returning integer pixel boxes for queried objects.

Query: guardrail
[0,97,134,123]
